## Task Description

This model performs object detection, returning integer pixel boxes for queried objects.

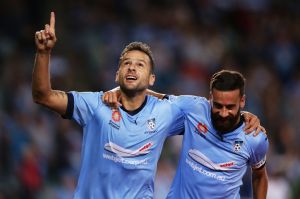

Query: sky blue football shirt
[166,95,269,199]
[65,91,184,199]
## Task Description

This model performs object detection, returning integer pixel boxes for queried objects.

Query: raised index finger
[50,12,55,32]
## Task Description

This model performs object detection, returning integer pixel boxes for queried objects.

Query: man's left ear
[240,95,246,108]
[149,74,155,86]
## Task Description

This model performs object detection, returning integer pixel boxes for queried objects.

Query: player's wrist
[36,49,52,55]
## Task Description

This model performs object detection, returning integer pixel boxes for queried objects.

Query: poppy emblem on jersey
[112,111,121,122]
[233,140,244,152]
[147,118,156,131]
[197,122,208,134]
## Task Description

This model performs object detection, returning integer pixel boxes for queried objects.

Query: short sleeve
[167,95,208,114]
[69,91,104,126]
[249,134,269,169]
[167,103,185,136]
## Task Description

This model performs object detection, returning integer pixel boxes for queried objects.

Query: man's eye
[138,63,144,67]
[227,106,235,110]
[213,103,222,109]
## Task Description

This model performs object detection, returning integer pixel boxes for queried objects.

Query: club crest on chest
[144,118,157,134]
[147,118,156,131]
[109,110,121,130]
[233,140,244,152]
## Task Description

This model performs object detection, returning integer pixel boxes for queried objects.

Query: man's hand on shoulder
[242,111,267,137]
[102,87,122,110]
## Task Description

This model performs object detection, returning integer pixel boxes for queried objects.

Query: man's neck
[121,90,147,111]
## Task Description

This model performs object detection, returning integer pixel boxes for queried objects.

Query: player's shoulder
[71,90,105,107]
[145,95,183,114]
[146,95,174,109]
[243,130,269,149]
[165,95,209,108]
[70,90,104,98]
[169,94,207,102]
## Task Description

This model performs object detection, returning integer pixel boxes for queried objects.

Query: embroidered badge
[233,140,244,152]
[112,111,121,122]
[197,122,208,134]
[147,118,156,131]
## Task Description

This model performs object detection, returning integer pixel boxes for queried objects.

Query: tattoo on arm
[52,90,67,99]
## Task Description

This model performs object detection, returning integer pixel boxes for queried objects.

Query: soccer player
[165,70,269,199]
[33,12,264,198]
[32,12,185,198]
[104,70,268,199]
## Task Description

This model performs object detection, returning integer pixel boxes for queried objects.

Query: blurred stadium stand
[1,0,300,198]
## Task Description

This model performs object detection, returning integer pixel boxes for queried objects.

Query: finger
[50,12,55,33]
[103,93,109,104]
[45,24,50,33]
[243,113,250,123]
[45,24,51,39]
[111,93,118,108]
[108,92,113,104]
[253,127,260,137]
[243,121,250,133]
[245,123,257,134]
[41,30,48,43]
[112,93,121,108]
[243,118,253,133]
[245,116,259,133]
[48,31,57,42]
[244,126,255,134]
[35,31,43,42]
[243,114,251,132]
[254,126,266,137]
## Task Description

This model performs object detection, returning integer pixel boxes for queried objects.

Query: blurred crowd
[1,0,300,198]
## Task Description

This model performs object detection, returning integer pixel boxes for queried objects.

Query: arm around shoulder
[146,89,166,99]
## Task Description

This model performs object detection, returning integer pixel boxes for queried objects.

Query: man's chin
[215,127,231,133]
[213,122,233,133]
[120,86,146,96]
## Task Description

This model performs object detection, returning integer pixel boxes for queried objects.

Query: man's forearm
[252,168,268,199]
[146,89,165,99]
[32,51,52,102]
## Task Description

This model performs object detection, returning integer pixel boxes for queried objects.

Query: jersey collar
[120,96,148,116]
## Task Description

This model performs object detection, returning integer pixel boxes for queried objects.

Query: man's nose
[128,64,136,71]
[219,108,229,118]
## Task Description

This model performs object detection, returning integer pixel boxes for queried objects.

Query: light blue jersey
[65,91,184,199]
[167,95,269,199]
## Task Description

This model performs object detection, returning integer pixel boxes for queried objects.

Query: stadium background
[0,0,300,198]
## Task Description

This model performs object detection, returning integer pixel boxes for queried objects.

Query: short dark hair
[210,70,246,96]
[119,42,155,74]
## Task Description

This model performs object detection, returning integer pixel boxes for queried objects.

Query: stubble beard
[119,82,148,98]
[211,108,241,134]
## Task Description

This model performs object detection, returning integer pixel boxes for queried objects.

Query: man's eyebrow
[213,101,222,106]
[213,101,235,108]
[123,58,146,63]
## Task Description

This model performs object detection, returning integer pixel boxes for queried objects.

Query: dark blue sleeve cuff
[62,92,74,119]
[162,95,169,100]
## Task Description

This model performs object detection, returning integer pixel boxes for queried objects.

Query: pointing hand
[35,12,57,53]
